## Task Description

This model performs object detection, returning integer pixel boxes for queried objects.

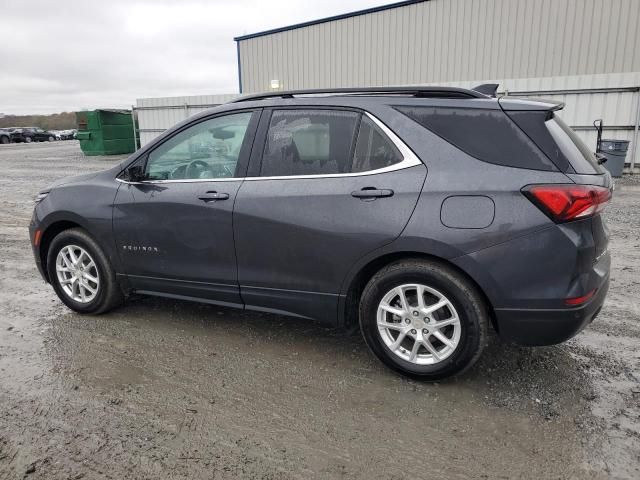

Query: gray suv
[29,86,612,379]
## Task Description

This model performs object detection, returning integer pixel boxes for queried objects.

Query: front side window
[145,111,253,180]
[260,110,359,176]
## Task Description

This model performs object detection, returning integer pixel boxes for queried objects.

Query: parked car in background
[0,128,11,144]
[58,129,77,140]
[11,127,56,143]
[29,86,612,380]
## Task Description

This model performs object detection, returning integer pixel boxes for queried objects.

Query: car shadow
[44,295,594,416]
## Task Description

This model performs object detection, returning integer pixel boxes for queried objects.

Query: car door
[233,108,427,323]
[113,109,260,307]
[34,128,45,141]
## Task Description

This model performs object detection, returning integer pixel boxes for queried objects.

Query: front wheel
[47,228,124,314]
[359,260,488,380]
[48,136,54,142]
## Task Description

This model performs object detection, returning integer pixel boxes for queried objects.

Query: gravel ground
[0,141,638,479]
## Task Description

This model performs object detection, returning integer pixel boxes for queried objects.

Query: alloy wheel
[376,284,461,365]
[55,245,100,303]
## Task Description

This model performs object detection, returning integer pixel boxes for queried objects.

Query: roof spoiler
[472,83,499,97]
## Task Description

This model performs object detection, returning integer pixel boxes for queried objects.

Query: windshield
[546,114,603,174]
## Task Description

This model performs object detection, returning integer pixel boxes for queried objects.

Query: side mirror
[124,164,145,182]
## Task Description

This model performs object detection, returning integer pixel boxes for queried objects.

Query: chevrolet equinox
[30,86,612,379]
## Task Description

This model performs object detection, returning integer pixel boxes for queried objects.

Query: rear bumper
[494,276,609,346]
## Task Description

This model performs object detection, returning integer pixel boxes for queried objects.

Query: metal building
[137,0,640,171]
[135,94,237,146]
[235,0,640,92]
[233,0,640,172]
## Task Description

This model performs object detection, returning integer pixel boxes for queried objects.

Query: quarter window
[396,106,558,171]
[260,110,359,176]
[352,116,403,172]
[145,112,253,180]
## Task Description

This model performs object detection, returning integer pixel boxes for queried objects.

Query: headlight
[34,191,49,203]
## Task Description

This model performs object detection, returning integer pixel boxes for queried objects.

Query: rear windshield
[545,114,603,174]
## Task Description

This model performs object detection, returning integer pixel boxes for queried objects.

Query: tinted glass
[546,114,603,174]
[396,106,558,171]
[504,110,571,172]
[145,111,253,180]
[352,116,403,172]
[260,110,359,176]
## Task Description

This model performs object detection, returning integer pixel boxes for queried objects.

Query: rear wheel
[0,135,8,144]
[47,228,124,314]
[48,136,54,142]
[359,259,488,380]
[25,136,32,143]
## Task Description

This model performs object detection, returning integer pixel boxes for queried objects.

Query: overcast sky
[0,0,384,115]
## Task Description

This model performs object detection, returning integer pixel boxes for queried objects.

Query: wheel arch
[38,220,84,282]
[339,251,498,332]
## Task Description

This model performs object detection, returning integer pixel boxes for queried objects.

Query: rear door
[113,109,260,306]
[233,108,427,323]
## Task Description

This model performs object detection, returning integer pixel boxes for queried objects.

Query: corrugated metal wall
[237,0,640,93]
[439,72,640,171]
[136,94,237,145]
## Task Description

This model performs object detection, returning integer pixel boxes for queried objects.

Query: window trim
[117,110,421,184]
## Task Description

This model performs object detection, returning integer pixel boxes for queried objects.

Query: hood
[42,171,101,192]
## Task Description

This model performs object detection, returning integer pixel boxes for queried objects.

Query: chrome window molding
[116,112,422,185]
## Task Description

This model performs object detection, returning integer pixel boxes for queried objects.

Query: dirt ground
[0,141,638,479]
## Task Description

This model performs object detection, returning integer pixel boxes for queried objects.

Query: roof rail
[229,86,488,103]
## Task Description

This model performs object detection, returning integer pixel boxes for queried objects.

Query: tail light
[522,184,611,223]
[565,289,596,306]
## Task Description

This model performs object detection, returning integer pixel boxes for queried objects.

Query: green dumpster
[75,109,136,156]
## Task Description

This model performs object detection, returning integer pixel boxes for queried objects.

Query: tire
[48,136,54,142]
[46,228,124,314]
[0,135,8,145]
[25,136,32,143]
[359,259,488,380]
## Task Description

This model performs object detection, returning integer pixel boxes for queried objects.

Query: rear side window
[545,114,603,174]
[352,116,403,172]
[396,106,558,171]
[260,110,359,176]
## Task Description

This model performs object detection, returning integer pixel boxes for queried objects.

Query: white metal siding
[238,0,640,93]
[136,94,237,145]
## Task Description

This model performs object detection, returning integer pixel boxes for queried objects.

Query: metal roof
[233,0,428,41]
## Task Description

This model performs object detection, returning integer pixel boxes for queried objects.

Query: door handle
[351,187,394,199]
[198,191,230,202]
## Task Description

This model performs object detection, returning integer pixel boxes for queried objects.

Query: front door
[233,108,427,322]
[113,110,259,307]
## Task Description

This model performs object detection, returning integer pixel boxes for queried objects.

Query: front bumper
[494,276,609,346]
[28,221,48,282]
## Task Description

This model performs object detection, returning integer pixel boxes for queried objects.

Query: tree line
[0,112,77,130]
